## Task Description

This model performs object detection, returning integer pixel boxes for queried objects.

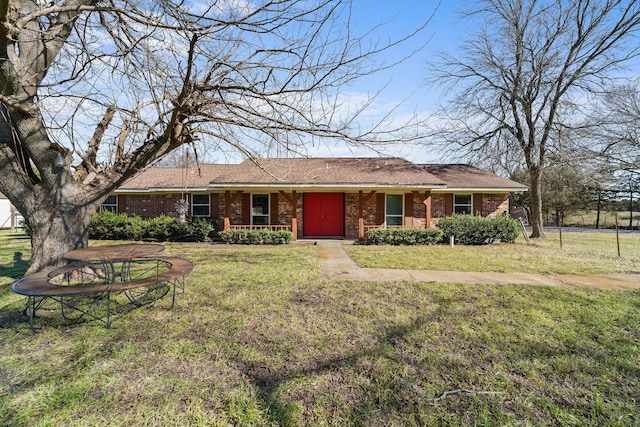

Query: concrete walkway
[315,240,640,290]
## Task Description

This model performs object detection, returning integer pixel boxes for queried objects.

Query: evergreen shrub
[366,228,443,245]
[218,229,294,244]
[89,211,214,242]
[436,215,520,245]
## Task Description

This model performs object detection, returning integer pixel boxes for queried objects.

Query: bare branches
[0,0,434,201]
[431,0,640,238]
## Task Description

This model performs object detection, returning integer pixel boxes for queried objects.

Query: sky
[301,1,465,163]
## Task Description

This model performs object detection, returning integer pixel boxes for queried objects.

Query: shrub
[145,215,176,241]
[366,228,443,245]
[89,211,214,242]
[218,229,294,244]
[170,216,215,242]
[89,211,145,241]
[436,215,520,245]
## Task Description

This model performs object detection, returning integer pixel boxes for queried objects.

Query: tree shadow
[229,313,435,426]
[1,251,29,280]
[0,299,29,329]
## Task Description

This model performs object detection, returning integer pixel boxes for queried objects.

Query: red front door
[303,193,345,237]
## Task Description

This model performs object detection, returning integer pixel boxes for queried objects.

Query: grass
[346,231,640,274]
[1,230,639,426]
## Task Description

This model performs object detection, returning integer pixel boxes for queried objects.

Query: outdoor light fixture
[54,152,66,169]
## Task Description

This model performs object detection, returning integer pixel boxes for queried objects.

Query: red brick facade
[116,190,511,240]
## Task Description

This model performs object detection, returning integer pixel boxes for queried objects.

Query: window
[252,194,269,225]
[454,194,472,215]
[191,194,210,217]
[100,195,117,213]
[385,194,403,226]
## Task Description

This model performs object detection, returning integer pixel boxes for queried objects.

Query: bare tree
[590,80,640,170]
[0,1,432,273]
[431,0,640,238]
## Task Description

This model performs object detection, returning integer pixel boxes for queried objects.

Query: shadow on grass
[230,314,435,425]
[0,251,29,280]
[0,299,28,329]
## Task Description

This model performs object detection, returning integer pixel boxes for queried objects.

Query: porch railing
[228,225,292,232]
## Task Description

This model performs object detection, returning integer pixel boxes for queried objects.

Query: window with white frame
[385,194,403,226]
[191,194,210,217]
[252,194,269,225]
[100,195,117,213]
[454,194,472,215]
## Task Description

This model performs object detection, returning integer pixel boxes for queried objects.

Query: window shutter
[117,195,126,214]
[210,194,219,219]
[242,193,251,224]
[445,194,453,216]
[473,193,483,216]
[376,193,386,224]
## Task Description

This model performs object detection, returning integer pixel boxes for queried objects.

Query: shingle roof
[118,158,527,192]
[213,158,445,186]
[119,164,235,190]
[421,164,527,190]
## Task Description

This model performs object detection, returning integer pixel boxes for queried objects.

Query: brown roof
[213,158,445,186]
[422,164,527,190]
[117,158,527,192]
[119,164,235,191]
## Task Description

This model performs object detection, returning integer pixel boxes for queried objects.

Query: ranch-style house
[102,157,528,240]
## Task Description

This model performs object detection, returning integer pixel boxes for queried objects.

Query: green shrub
[170,216,215,242]
[218,229,293,244]
[145,215,176,241]
[436,215,520,245]
[89,211,214,242]
[366,228,443,245]
[89,211,145,240]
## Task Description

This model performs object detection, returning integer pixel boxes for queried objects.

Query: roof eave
[207,183,448,191]
[432,187,528,193]
[115,187,210,193]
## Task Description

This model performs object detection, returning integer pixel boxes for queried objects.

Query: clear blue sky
[350,0,461,109]
[303,1,465,162]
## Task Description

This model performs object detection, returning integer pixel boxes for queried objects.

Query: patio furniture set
[11,244,193,331]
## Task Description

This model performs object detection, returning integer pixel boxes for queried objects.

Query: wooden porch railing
[228,225,292,232]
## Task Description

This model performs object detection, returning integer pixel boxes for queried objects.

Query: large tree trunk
[23,194,96,274]
[529,167,546,239]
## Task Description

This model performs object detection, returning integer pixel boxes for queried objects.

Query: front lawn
[1,231,639,426]
[347,230,640,274]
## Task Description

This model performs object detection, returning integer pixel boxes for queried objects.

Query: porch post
[279,190,298,241]
[224,191,231,230]
[424,191,432,228]
[291,190,297,240]
[414,191,432,228]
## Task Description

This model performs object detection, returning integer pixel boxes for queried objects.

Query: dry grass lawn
[1,231,639,426]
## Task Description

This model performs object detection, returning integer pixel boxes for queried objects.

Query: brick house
[106,157,527,240]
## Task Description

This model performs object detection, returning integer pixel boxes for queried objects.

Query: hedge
[366,228,443,245]
[436,215,520,245]
[218,229,294,245]
[89,211,214,242]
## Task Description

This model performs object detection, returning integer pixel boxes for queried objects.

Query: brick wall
[120,190,511,239]
[432,194,446,219]
[411,194,426,228]
[344,193,357,239]
[481,193,510,217]
[123,194,182,218]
